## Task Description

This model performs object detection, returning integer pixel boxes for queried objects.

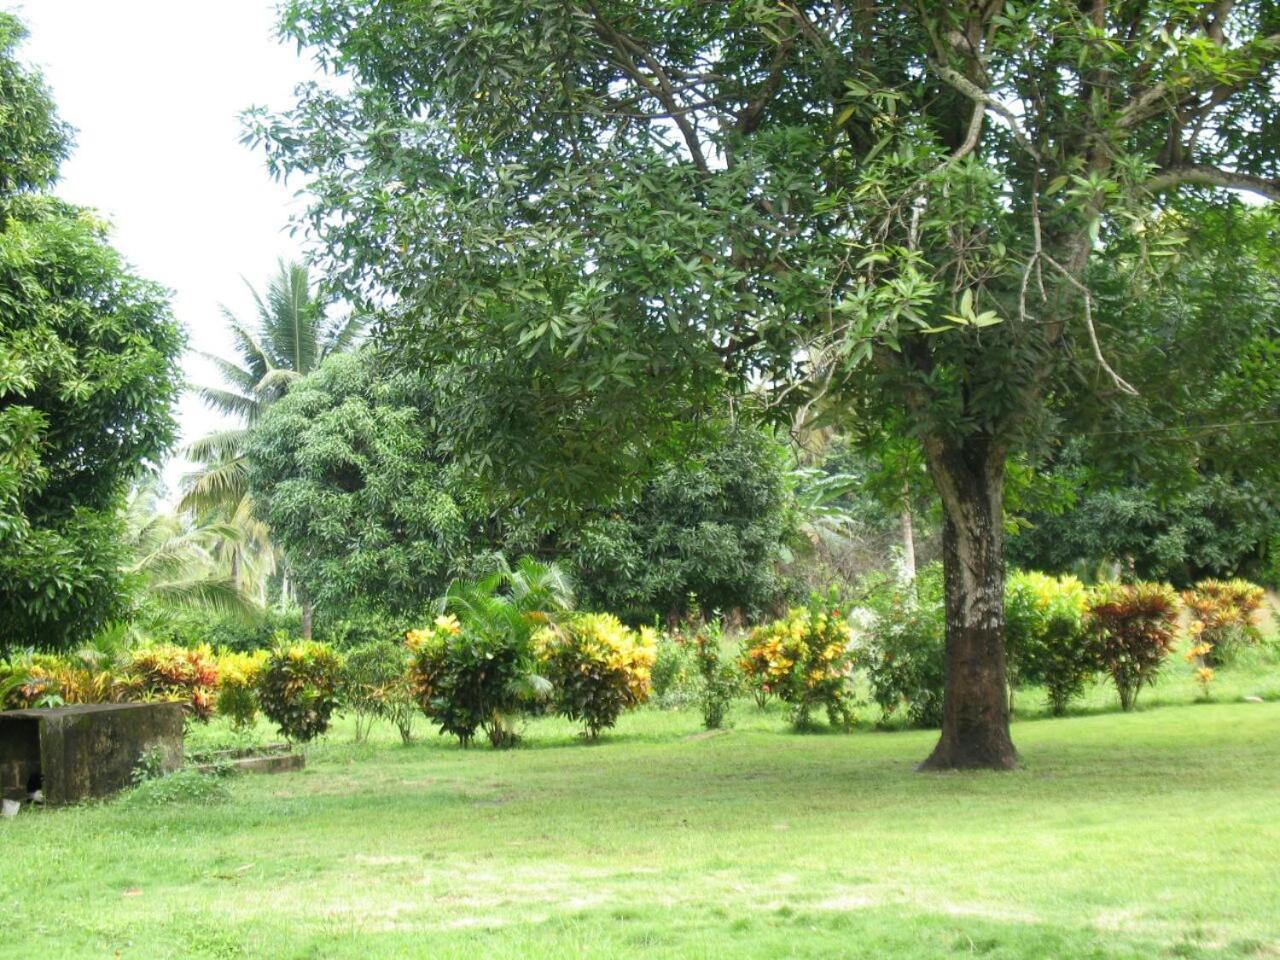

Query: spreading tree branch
[1143,163,1280,201]
[928,62,1042,162]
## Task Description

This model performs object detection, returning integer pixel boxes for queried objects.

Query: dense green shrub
[562,422,796,623]
[1086,582,1180,711]
[193,608,304,653]
[342,639,415,742]
[1005,571,1095,715]
[407,615,537,748]
[741,597,857,731]
[257,640,344,742]
[858,567,946,728]
[1182,579,1265,666]
[407,558,573,748]
[650,630,697,708]
[533,613,656,738]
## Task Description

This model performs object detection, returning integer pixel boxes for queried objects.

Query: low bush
[257,640,344,743]
[650,629,698,708]
[121,768,230,808]
[1005,570,1095,715]
[0,651,115,709]
[1182,579,1265,666]
[342,639,416,743]
[741,597,857,730]
[1086,581,1181,711]
[123,644,220,721]
[408,614,538,748]
[858,567,946,728]
[533,613,656,738]
[215,650,267,730]
[692,620,736,730]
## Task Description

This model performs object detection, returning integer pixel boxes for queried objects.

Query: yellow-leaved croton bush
[215,650,268,730]
[533,613,657,738]
[740,603,857,730]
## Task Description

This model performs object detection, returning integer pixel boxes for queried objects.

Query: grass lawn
[3,656,1280,959]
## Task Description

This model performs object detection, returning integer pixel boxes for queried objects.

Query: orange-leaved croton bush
[1182,578,1265,666]
[1085,582,1180,712]
[123,644,220,721]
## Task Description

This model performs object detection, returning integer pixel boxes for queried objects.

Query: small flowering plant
[1184,623,1216,700]
[741,599,857,730]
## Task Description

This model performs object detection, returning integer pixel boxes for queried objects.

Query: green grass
[4,653,1280,959]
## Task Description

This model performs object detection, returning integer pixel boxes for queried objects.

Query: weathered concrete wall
[0,703,184,805]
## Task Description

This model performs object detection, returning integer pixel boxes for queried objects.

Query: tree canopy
[0,14,184,651]
[246,348,798,624]
[251,0,1280,768]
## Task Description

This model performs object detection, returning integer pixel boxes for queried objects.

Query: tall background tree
[0,14,184,652]
[252,0,1280,767]
[183,259,363,633]
[246,349,798,626]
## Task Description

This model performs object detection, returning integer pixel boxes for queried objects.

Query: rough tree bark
[918,436,1018,771]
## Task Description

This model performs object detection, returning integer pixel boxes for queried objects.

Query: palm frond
[194,385,260,422]
[146,576,261,622]
[182,429,246,463]
[322,312,368,359]
[178,455,250,516]
[195,350,259,395]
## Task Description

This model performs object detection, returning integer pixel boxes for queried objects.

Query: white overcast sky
[14,0,315,498]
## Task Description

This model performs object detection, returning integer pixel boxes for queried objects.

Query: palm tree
[182,259,364,514]
[181,260,364,634]
[123,484,260,622]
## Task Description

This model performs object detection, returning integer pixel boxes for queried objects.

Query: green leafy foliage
[257,640,345,742]
[561,423,796,623]
[1004,571,1095,716]
[691,621,736,731]
[858,568,946,728]
[406,558,571,748]
[533,613,656,738]
[342,638,415,743]
[407,615,536,749]
[246,349,485,617]
[0,15,183,651]
[1086,582,1181,711]
[649,631,697,709]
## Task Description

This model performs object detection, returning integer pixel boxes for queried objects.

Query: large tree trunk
[300,595,314,640]
[918,437,1017,771]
